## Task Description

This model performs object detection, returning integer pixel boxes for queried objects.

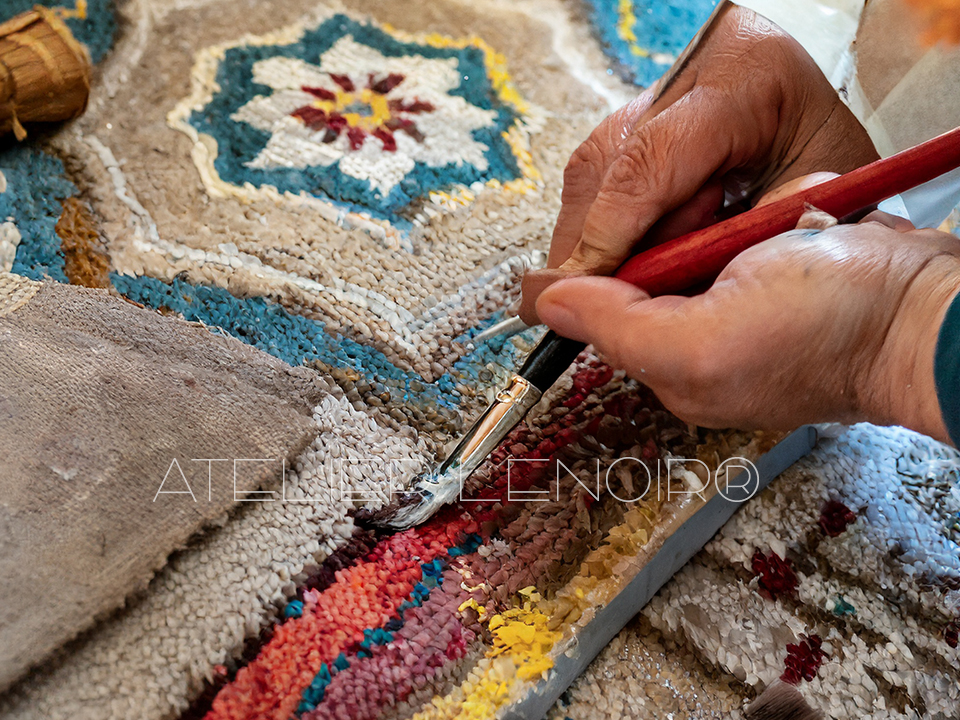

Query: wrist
[859,255,960,443]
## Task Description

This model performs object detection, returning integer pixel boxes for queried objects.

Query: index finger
[560,85,746,277]
[547,93,654,269]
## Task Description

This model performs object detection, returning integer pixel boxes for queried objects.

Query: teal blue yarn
[109,272,534,414]
[447,532,482,556]
[294,539,482,716]
[832,595,856,617]
[584,0,718,87]
[189,14,522,221]
[0,143,75,283]
[935,291,960,447]
[0,0,116,64]
[296,658,345,714]
[284,600,304,619]
[420,557,445,586]
[111,272,454,410]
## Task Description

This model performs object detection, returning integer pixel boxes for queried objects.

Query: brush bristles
[745,681,823,720]
[356,470,464,531]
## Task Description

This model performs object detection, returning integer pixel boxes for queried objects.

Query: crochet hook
[362,124,960,531]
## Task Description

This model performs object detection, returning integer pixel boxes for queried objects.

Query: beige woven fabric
[0,279,323,691]
[0,272,40,317]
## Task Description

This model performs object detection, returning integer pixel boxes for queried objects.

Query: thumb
[537,276,689,378]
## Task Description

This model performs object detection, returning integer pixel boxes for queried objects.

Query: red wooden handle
[614,125,960,295]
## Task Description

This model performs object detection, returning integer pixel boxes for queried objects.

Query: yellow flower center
[312,88,392,132]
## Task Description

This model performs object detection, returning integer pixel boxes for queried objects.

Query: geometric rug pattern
[0,0,958,718]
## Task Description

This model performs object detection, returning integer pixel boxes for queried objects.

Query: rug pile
[0,0,957,718]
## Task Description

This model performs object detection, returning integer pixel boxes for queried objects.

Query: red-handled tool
[616,124,960,294]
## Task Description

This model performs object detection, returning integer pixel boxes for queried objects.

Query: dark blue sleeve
[935,291,960,446]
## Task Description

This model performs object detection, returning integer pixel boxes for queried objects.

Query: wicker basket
[0,6,91,140]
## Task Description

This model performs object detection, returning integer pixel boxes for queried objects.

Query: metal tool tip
[471,316,532,345]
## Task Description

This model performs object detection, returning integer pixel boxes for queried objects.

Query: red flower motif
[781,634,825,684]
[290,72,434,153]
[818,500,857,537]
[751,549,799,599]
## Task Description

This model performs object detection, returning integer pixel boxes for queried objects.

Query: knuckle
[560,137,607,207]
[570,236,615,268]
[564,136,605,183]
[605,152,645,191]
[605,135,656,192]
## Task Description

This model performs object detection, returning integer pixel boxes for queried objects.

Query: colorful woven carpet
[0,0,958,718]
[583,0,719,86]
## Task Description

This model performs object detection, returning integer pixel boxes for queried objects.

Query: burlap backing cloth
[0,274,323,691]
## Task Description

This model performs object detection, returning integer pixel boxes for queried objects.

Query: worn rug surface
[0,0,958,718]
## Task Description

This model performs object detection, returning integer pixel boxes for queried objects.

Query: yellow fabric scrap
[457,598,486,619]
[616,0,651,57]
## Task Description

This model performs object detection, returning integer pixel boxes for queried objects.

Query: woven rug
[0,0,958,718]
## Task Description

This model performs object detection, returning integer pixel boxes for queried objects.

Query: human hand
[535,206,960,443]
[519,3,878,325]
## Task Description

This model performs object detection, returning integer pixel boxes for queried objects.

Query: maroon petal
[327,113,347,132]
[347,126,366,150]
[373,128,397,152]
[751,549,798,599]
[406,100,434,113]
[386,117,425,143]
[369,73,405,95]
[779,635,824,685]
[291,106,329,131]
[329,73,355,92]
[389,98,434,114]
[302,85,336,101]
[818,500,857,537]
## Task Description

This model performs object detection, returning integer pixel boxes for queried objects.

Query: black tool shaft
[518,331,585,393]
